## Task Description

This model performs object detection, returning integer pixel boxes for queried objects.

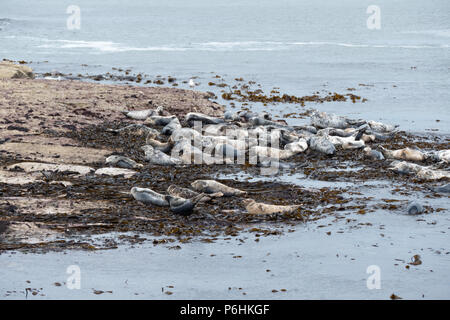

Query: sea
[1,0,449,133]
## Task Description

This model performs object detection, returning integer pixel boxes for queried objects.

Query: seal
[363,147,384,160]
[142,145,182,166]
[105,155,143,169]
[145,136,174,153]
[130,187,169,206]
[165,195,196,215]
[380,147,426,162]
[161,118,182,136]
[308,136,336,155]
[167,184,222,202]
[242,199,301,215]
[185,112,225,125]
[191,180,246,196]
[122,106,163,120]
[428,150,450,163]
[284,139,308,153]
[406,201,424,215]
[367,120,398,133]
[147,115,177,126]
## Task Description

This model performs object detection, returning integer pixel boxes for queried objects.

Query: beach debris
[130,187,169,206]
[242,199,301,215]
[428,183,450,193]
[191,180,246,196]
[105,155,143,169]
[409,254,422,266]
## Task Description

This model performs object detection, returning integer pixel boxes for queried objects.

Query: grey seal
[142,145,182,166]
[122,106,163,120]
[191,180,246,196]
[105,155,143,169]
[131,187,169,206]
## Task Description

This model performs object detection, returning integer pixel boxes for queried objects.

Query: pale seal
[105,155,143,169]
[130,187,169,206]
[167,184,223,203]
[161,118,182,136]
[242,199,301,215]
[122,106,163,120]
[367,120,398,133]
[380,147,426,162]
[191,180,246,196]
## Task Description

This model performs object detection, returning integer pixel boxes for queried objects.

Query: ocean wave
[29,38,450,52]
[402,29,450,38]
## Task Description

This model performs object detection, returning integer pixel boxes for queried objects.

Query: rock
[0,61,34,79]
[406,201,424,214]
[7,162,94,175]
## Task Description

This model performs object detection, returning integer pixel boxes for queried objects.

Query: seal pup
[142,145,182,166]
[406,201,424,215]
[105,155,143,169]
[130,187,169,206]
[380,147,427,162]
[363,147,384,160]
[242,199,301,215]
[122,106,163,120]
[308,136,336,155]
[191,180,246,196]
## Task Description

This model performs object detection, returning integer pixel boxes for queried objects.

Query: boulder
[0,61,34,79]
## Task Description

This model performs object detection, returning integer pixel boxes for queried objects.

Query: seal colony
[98,105,449,217]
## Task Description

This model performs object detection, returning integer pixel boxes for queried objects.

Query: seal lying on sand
[242,199,301,215]
[191,180,246,196]
[381,147,427,162]
[142,145,182,165]
[131,187,169,206]
[105,155,143,169]
[122,106,163,120]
